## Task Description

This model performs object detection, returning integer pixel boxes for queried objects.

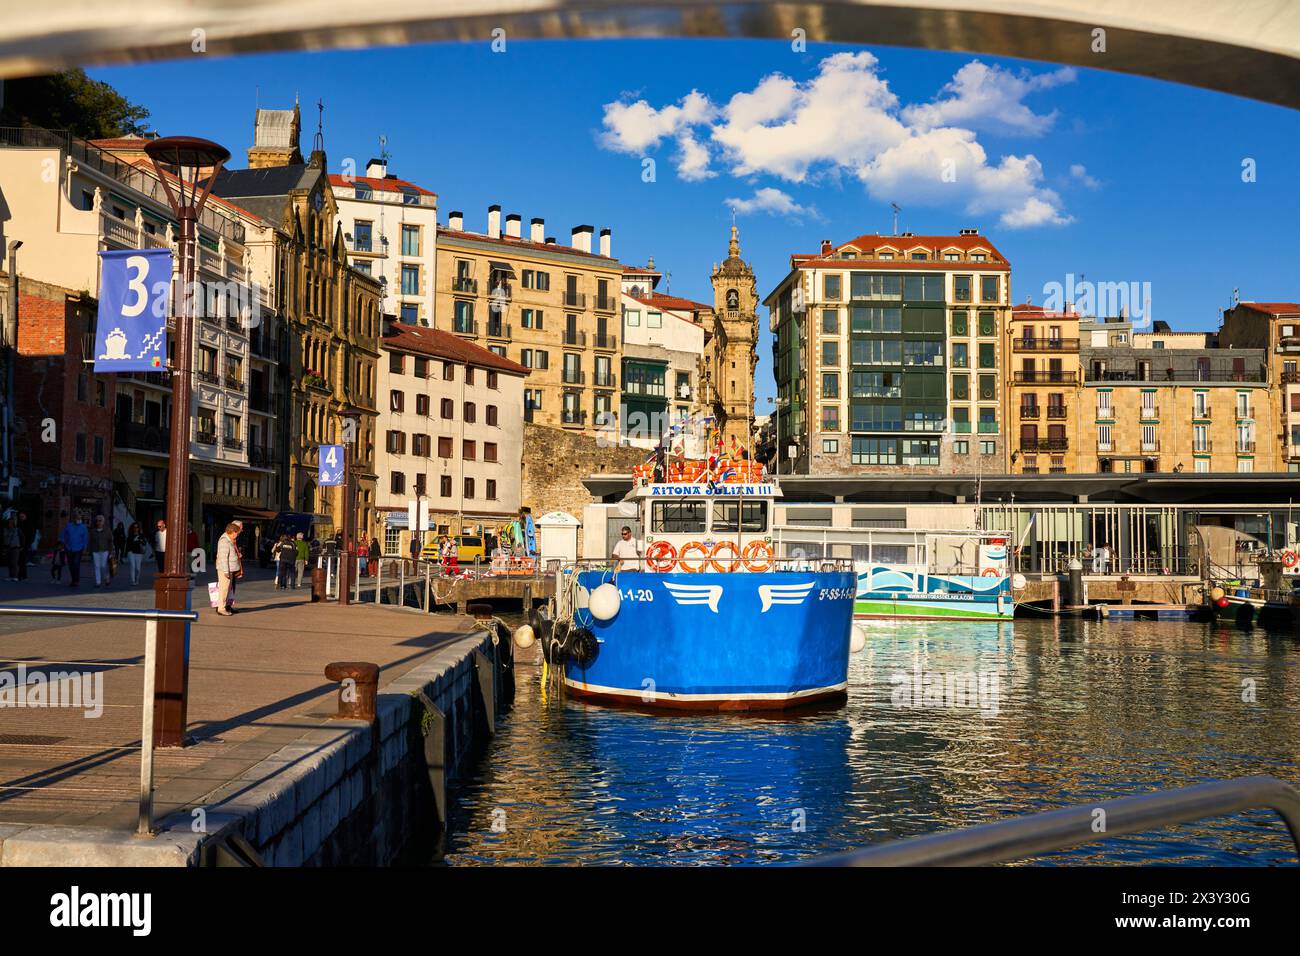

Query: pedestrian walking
[214,522,242,615]
[60,514,88,588]
[113,521,126,562]
[3,517,21,581]
[154,519,167,573]
[126,522,148,585]
[294,533,308,588]
[368,536,380,578]
[357,532,369,577]
[89,515,113,586]
[1100,543,1112,575]
[275,535,296,589]
[49,542,66,582]
[408,534,421,574]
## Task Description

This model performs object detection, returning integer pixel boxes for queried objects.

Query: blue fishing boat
[532,453,858,711]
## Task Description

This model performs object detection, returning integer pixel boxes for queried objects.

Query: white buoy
[513,624,536,649]
[1012,573,1027,591]
[850,623,868,654]
[589,583,622,621]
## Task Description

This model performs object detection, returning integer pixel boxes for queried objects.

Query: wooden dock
[1096,603,1203,621]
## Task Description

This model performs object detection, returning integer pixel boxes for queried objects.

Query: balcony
[453,277,478,294]
[563,329,587,347]
[1287,445,1300,461]
[486,322,511,339]
[196,430,217,446]
[222,435,243,451]
[1139,406,1160,420]
[119,371,171,388]
[593,372,617,389]
[1235,406,1255,420]
[196,369,221,386]
[1087,369,1267,384]
[1013,371,1078,384]
[593,333,618,350]
[1097,442,1114,453]
[454,319,478,336]
[1140,440,1161,453]
[1012,337,1079,352]
[487,281,512,303]
[1282,370,1300,384]
[561,408,587,427]
[563,291,587,309]
[562,368,586,385]
[1096,405,1114,419]
[976,421,999,434]
[114,421,170,453]
[1046,406,1067,420]
[1193,440,1213,454]
[524,405,535,423]
[225,374,244,391]
[952,422,972,433]
[249,446,274,468]
[1237,441,1256,454]
[304,373,330,392]
[1020,437,1069,452]
[1019,406,1040,419]
[594,294,618,312]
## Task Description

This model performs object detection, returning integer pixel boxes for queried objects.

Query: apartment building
[1005,303,1082,475]
[0,127,275,544]
[1219,301,1300,472]
[434,207,622,436]
[330,158,438,325]
[214,107,383,539]
[377,322,527,553]
[765,229,1010,474]
[619,262,709,448]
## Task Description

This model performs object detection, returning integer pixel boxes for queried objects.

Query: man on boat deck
[612,526,641,571]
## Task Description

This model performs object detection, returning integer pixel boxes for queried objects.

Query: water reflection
[444,618,1300,865]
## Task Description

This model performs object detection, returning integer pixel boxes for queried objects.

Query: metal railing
[0,605,199,836]
[813,775,1300,866]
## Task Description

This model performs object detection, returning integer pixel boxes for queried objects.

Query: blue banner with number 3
[94,248,173,373]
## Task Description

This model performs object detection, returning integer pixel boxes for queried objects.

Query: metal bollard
[323,661,379,721]
[353,555,361,603]
[374,558,383,604]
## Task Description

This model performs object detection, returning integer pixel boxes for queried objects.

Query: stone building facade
[707,225,759,451]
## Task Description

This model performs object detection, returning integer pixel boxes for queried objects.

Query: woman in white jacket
[214,522,242,615]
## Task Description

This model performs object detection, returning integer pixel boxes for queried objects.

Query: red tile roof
[327,173,437,199]
[623,264,662,275]
[631,292,712,313]
[1237,302,1300,316]
[383,322,528,376]
[437,227,619,265]
[794,232,1009,271]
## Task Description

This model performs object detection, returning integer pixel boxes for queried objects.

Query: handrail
[812,775,1300,866]
[0,604,199,837]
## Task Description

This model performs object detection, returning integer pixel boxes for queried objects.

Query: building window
[353,221,372,252]
[822,373,839,398]
[400,304,419,324]
[822,439,839,454]
[851,437,897,465]
[440,398,454,419]
[980,276,999,303]
[980,440,996,456]
[484,442,498,463]
[977,311,995,336]
[390,390,404,412]
[821,406,840,432]
[624,309,640,327]
[440,474,452,497]
[464,477,475,499]
[401,224,420,257]
[954,440,969,455]
[486,405,499,426]
[822,340,839,366]
[412,434,430,456]
[954,276,972,302]
[389,352,404,374]
[951,311,968,336]
[824,275,842,300]
[822,309,839,334]
[978,343,996,368]
[414,394,429,416]
[464,402,476,424]
[487,370,498,390]
[386,430,406,454]
[1238,458,1253,473]
[438,436,452,458]
[390,472,405,494]
[952,343,968,368]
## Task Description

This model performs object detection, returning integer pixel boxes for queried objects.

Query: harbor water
[443,617,1300,865]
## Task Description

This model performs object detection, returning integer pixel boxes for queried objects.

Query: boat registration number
[620,588,655,602]
[818,588,856,601]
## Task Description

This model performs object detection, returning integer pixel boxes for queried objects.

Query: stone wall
[522,423,645,553]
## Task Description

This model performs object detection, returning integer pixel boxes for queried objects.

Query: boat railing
[811,775,1300,866]
[562,557,856,573]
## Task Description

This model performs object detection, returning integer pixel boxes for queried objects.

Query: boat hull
[854,565,1013,621]
[564,570,856,711]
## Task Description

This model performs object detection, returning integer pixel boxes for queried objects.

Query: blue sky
[93,39,1300,406]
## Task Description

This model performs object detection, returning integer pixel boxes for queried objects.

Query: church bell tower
[709,224,759,450]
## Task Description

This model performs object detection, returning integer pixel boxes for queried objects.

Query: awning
[488,261,516,276]
[229,508,279,521]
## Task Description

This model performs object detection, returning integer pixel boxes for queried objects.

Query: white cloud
[599,53,1079,229]
[1069,163,1101,189]
[724,187,818,220]
[901,62,1076,136]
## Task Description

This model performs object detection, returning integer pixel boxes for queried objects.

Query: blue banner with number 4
[93,248,173,373]
[319,445,344,486]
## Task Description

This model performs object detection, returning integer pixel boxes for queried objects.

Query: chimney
[365,158,387,179]
[820,239,832,255]
[571,225,593,254]
[530,217,544,243]
[599,228,611,258]
[448,211,464,231]
[545,236,556,245]
[487,205,501,239]
[505,213,522,239]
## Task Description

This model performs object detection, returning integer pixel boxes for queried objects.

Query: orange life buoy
[646,540,677,572]
[981,568,999,577]
[743,540,774,573]
[710,541,741,573]
[678,542,709,573]
[1283,550,1298,568]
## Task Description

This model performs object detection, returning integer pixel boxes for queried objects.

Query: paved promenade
[0,562,474,832]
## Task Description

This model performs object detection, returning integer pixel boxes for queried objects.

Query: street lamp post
[144,136,230,748]
[337,407,361,606]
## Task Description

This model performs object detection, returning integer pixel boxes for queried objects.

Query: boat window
[710,501,768,533]
[651,501,707,534]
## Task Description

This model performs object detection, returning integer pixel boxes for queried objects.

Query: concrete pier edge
[0,628,510,867]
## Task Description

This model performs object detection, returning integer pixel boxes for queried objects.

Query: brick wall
[521,423,644,552]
